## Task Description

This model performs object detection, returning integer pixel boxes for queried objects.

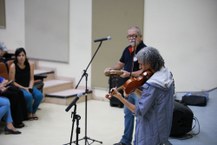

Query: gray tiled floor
[170,88,217,145]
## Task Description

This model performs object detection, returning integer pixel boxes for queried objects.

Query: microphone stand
[71,41,104,145]
[64,104,81,145]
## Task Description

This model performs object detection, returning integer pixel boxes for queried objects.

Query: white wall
[0,0,92,88]
[144,0,217,91]
[0,0,216,96]
[0,0,25,49]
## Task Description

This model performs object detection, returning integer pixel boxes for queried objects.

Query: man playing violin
[104,26,146,145]
[106,46,175,145]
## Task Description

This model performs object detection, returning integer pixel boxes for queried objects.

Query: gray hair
[136,46,165,71]
[128,26,142,37]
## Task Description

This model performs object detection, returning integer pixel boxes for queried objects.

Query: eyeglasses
[126,34,138,39]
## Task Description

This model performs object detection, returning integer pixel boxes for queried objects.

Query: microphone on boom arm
[65,92,85,112]
[94,36,112,42]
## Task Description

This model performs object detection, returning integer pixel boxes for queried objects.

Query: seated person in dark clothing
[0,41,15,61]
[0,76,27,128]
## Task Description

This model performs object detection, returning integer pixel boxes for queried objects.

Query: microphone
[94,36,112,42]
[65,92,85,112]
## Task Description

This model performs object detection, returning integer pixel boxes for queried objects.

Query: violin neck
[116,86,123,92]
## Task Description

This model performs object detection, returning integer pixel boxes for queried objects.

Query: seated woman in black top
[9,48,43,120]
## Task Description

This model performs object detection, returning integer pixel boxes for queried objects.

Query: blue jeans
[120,93,138,145]
[21,87,43,114]
[0,97,13,123]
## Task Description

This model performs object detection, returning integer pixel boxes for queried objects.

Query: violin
[114,70,153,94]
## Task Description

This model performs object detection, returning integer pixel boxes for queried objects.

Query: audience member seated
[0,41,8,58]
[0,41,14,62]
[0,97,21,134]
[0,76,27,128]
[9,48,43,121]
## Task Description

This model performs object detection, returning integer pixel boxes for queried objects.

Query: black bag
[170,101,194,137]
[108,76,125,108]
[181,92,208,106]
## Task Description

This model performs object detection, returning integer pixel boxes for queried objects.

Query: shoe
[27,116,34,121]
[5,127,21,135]
[32,116,39,120]
[113,142,126,145]
[27,115,39,121]
[14,122,25,128]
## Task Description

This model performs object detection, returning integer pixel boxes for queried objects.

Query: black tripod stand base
[73,136,103,145]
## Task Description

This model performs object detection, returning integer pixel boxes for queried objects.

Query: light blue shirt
[134,67,175,145]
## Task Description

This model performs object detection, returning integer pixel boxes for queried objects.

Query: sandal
[32,116,38,120]
[27,117,34,121]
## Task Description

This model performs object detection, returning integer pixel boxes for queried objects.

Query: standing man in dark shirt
[104,26,147,145]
